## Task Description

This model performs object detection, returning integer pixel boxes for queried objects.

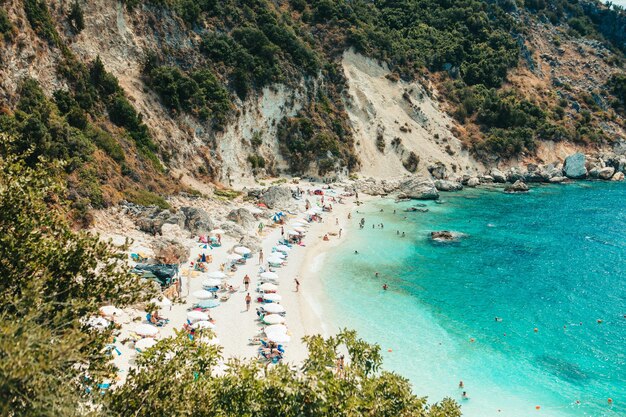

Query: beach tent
[193,290,214,300]
[207,271,227,279]
[263,293,282,302]
[271,212,285,222]
[202,278,222,288]
[192,320,216,330]
[262,314,286,325]
[135,324,159,337]
[234,246,251,256]
[187,310,209,322]
[260,271,279,280]
[196,299,221,309]
[135,338,157,351]
[258,283,278,292]
[261,303,285,314]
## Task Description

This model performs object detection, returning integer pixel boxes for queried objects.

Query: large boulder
[466,177,480,187]
[227,208,256,229]
[611,171,625,181]
[398,176,439,200]
[563,153,587,179]
[506,167,525,183]
[152,238,190,264]
[135,209,178,235]
[260,186,293,209]
[180,207,214,235]
[355,178,387,195]
[490,168,507,183]
[549,176,567,183]
[504,180,529,193]
[430,230,466,242]
[435,179,463,192]
[524,164,544,183]
[598,167,615,180]
[539,164,563,181]
[428,162,447,180]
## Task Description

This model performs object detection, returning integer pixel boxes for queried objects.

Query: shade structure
[196,299,221,309]
[294,218,309,224]
[192,320,216,330]
[262,314,286,325]
[287,230,300,236]
[264,324,288,334]
[210,229,225,235]
[275,245,291,252]
[271,252,286,259]
[263,293,282,302]
[261,303,286,314]
[187,310,209,322]
[150,297,172,307]
[99,305,121,317]
[267,255,284,262]
[306,210,317,216]
[311,206,322,213]
[266,332,291,344]
[234,246,251,255]
[291,222,305,227]
[293,227,306,233]
[258,283,278,291]
[207,271,227,279]
[135,338,157,351]
[202,278,222,288]
[86,316,110,330]
[193,290,214,300]
[260,271,279,280]
[226,254,243,262]
[135,323,159,337]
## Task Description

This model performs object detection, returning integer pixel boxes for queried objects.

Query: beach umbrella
[249,207,263,215]
[258,283,278,291]
[271,251,286,259]
[135,338,157,351]
[234,246,251,255]
[267,257,284,265]
[262,303,286,314]
[86,316,110,330]
[193,290,215,300]
[311,206,322,213]
[306,210,317,216]
[192,320,216,330]
[287,230,300,236]
[266,332,291,344]
[264,324,288,334]
[262,314,286,325]
[207,271,227,279]
[135,324,159,337]
[275,244,291,252]
[187,310,209,322]
[210,229,225,235]
[271,213,282,222]
[150,297,172,307]
[99,305,122,317]
[263,293,282,302]
[260,271,279,280]
[202,278,222,288]
[294,218,309,224]
[291,222,305,228]
[293,227,306,233]
[227,254,243,262]
[196,299,221,309]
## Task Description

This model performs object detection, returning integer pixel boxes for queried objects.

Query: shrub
[125,189,170,209]
[68,1,85,33]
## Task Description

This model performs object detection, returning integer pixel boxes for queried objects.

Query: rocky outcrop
[180,207,214,235]
[428,162,447,180]
[598,167,615,180]
[354,178,402,196]
[434,180,463,192]
[466,177,480,188]
[398,177,439,200]
[612,172,625,181]
[260,186,293,209]
[152,238,190,264]
[490,169,507,183]
[563,153,588,179]
[430,231,465,242]
[506,167,525,183]
[227,208,256,229]
[504,180,529,193]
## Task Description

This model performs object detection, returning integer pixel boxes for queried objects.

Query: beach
[94,181,362,377]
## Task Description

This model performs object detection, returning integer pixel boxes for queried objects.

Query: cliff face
[0,0,625,202]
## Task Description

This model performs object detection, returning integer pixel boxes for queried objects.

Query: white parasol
[258,283,278,291]
[134,323,159,337]
[187,310,209,322]
[262,314,286,325]
[263,293,282,302]
[135,338,157,351]
[262,303,286,314]
[207,271,227,279]
[234,246,251,255]
[193,290,215,300]
[192,320,216,330]
[202,278,222,288]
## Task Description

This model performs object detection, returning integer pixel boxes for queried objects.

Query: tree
[104,329,462,417]
[68,1,85,33]
[0,138,152,416]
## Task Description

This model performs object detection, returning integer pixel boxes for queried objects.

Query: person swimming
[383,284,388,290]
[459,380,464,388]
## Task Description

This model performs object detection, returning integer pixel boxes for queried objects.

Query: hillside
[0,0,625,218]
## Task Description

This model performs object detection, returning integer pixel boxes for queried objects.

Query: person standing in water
[383,284,388,290]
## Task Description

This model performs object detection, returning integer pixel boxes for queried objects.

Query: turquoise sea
[318,182,625,417]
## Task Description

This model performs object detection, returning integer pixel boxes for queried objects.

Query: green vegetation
[0,147,150,415]
[0,8,13,39]
[68,1,85,33]
[608,73,626,114]
[125,189,170,209]
[23,0,61,46]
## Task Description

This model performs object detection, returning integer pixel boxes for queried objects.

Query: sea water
[317,182,625,417]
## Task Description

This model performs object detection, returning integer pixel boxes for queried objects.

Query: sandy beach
[95,182,360,379]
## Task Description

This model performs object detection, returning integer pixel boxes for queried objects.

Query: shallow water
[318,182,626,417]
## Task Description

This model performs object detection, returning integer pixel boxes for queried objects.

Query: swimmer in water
[462,391,469,400]
[459,380,464,388]
[402,232,405,237]
[375,272,379,277]
[354,250,359,255]
[383,284,388,290]
[495,317,502,322]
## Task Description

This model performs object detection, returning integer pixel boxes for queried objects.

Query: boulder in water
[430,230,465,242]
[504,180,529,193]
[563,153,587,179]
[611,171,625,181]
[490,168,507,183]
[466,177,480,187]
[434,179,463,192]
[398,176,439,200]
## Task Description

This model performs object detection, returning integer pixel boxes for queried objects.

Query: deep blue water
[318,182,626,417]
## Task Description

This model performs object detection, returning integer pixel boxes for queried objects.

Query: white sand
[102,185,359,380]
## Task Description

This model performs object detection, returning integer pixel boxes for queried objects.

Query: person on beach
[259,249,264,265]
[243,274,250,291]
[258,222,264,235]
[402,232,405,237]
[336,217,339,225]
[397,230,400,235]
[323,234,329,241]
[217,234,221,245]
[462,392,469,400]
[294,278,300,292]
[281,226,284,237]
[339,228,342,237]
[348,213,351,220]
[245,293,251,311]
